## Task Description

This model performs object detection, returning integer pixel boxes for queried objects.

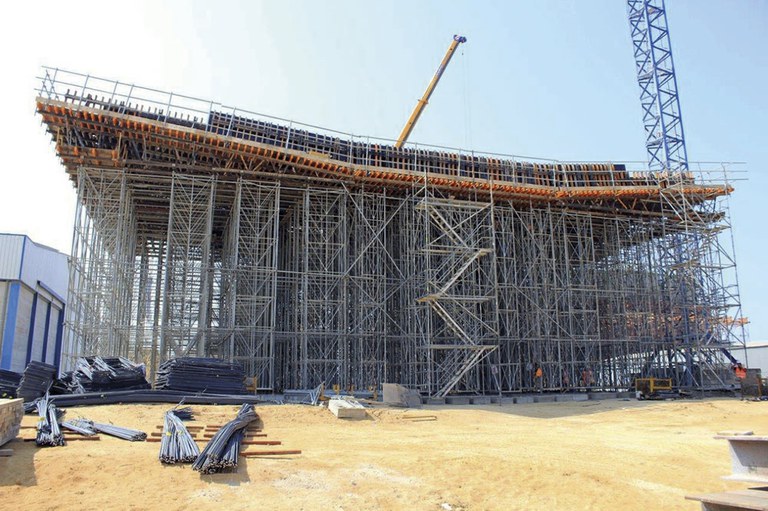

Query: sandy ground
[1,397,767,510]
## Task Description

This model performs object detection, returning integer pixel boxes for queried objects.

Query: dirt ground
[1,397,766,510]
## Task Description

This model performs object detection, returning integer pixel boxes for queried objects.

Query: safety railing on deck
[37,67,744,190]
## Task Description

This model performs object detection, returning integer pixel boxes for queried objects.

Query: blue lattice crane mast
[627,0,689,172]
[627,1,744,389]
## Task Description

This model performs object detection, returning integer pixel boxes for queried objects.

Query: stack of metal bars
[155,358,246,394]
[60,419,97,436]
[192,403,258,474]
[18,361,57,402]
[35,394,65,447]
[67,418,147,441]
[159,408,200,464]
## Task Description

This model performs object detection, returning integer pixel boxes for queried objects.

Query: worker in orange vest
[734,363,747,380]
[535,365,543,392]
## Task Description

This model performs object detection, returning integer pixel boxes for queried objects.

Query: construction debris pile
[155,358,246,394]
[193,403,257,473]
[53,357,149,394]
[18,361,57,402]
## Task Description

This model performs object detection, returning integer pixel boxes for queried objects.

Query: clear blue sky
[1,0,765,339]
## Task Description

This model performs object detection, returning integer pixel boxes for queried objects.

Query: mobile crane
[394,34,467,149]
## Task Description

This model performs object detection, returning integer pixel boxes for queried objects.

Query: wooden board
[240,449,301,457]
[0,449,13,457]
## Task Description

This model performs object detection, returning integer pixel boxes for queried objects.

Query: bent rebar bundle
[159,408,200,464]
[35,395,65,447]
[193,404,258,474]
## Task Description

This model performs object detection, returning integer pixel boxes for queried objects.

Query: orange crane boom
[394,34,467,149]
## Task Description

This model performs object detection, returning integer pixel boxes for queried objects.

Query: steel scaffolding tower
[38,68,744,396]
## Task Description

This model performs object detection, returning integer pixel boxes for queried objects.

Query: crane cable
[461,45,472,151]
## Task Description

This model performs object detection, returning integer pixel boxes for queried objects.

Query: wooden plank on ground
[0,449,13,456]
[23,436,100,442]
[202,432,266,438]
[240,449,301,457]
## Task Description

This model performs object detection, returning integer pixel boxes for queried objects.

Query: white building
[0,234,68,372]
[733,342,768,378]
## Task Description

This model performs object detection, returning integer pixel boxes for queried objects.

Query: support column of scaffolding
[160,173,216,362]
[64,168,137,370]
[219,179,280,389]
[345,189,390,390]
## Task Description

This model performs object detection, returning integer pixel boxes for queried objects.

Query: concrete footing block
[533,395,556,403]
[445,396,471,405]
[514,396,534,404]
[426,397,446,405]
[470,396,491,405]
[588,392,618,400]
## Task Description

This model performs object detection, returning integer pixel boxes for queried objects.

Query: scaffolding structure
[39,68,745,395]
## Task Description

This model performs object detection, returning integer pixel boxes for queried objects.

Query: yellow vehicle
[635,377,673,399]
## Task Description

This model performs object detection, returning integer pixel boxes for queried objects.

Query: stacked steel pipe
[155,358,246,394]
[35,394,66,447]
[18,361,57,402]
[193,404,258,474]
[159,409,200,464]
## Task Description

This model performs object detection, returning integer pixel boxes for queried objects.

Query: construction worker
[734,363,747,380]
[581,367,594,391]
[535,365,543,393]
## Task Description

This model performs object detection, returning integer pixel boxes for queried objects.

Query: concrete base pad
[445,396,471,405]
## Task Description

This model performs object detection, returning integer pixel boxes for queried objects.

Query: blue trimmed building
[0,234,68,372]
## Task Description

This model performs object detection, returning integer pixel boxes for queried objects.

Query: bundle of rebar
[159,410,200,464]
[193,404,258,474]
[54,356,149,394]
[35,394,65,447]
[68,418,147,441]
[155,358,246,394]
[60,419,97,436]
[18,361,57,402]
[0,369,21,398]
